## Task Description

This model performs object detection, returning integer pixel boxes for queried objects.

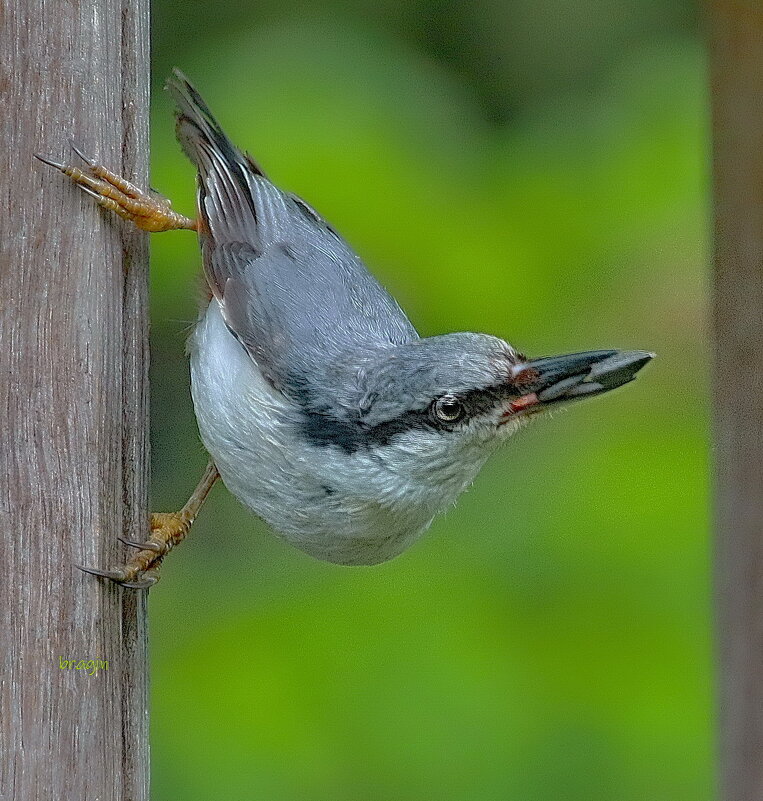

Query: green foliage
[148,7,710,800]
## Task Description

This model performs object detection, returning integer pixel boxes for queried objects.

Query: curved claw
[69,141,95,166]
[118,536,163,552]
[76,564,128,582]
[77,185,100,200]
[77,563,159,590]
[120,573,160,589]
[34,153,66,171]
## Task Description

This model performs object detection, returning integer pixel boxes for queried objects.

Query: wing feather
[166,69,418,396]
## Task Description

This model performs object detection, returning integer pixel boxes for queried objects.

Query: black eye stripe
[459,383,518,416]
[301,382,520,453]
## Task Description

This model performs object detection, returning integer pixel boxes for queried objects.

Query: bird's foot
[78,511,193,589]
[35,144,197,232]
[78,463,218,589]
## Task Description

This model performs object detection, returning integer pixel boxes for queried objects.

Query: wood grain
[709,2,763,800]
[0,0,151,798]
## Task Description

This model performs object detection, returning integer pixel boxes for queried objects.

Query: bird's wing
[167,70,417,395]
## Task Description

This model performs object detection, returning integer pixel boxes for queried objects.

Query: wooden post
[0,1,151,799]
[709,3,763,800]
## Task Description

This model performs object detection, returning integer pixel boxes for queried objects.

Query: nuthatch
[38,70,652,587]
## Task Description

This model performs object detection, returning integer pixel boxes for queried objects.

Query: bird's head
[347,334,653,472]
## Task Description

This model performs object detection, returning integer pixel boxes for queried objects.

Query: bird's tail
[166,68,266,188]
[166,69,271,300]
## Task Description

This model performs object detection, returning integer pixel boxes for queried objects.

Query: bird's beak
[501,349,654,420]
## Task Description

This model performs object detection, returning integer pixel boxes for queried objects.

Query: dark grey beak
[510,349,654,406]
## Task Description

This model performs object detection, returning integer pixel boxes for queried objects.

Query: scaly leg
[79,462,220,589]
[35,144,197,232]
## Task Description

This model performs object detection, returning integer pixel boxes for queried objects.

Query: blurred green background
[147,2,710,799]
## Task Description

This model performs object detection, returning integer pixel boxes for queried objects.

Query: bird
[36,70,653,587]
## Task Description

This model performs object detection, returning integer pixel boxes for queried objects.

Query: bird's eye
[433,395,464,423]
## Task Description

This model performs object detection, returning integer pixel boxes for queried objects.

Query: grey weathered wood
[0,1,151,799]
[709,3,763,800]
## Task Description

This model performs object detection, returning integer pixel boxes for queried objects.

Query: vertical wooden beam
[709,2,763,800]
[0,0,151,799]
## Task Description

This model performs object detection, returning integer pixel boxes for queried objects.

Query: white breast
[188,301,493,564]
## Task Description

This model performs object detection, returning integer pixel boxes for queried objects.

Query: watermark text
[59,657,109,676]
